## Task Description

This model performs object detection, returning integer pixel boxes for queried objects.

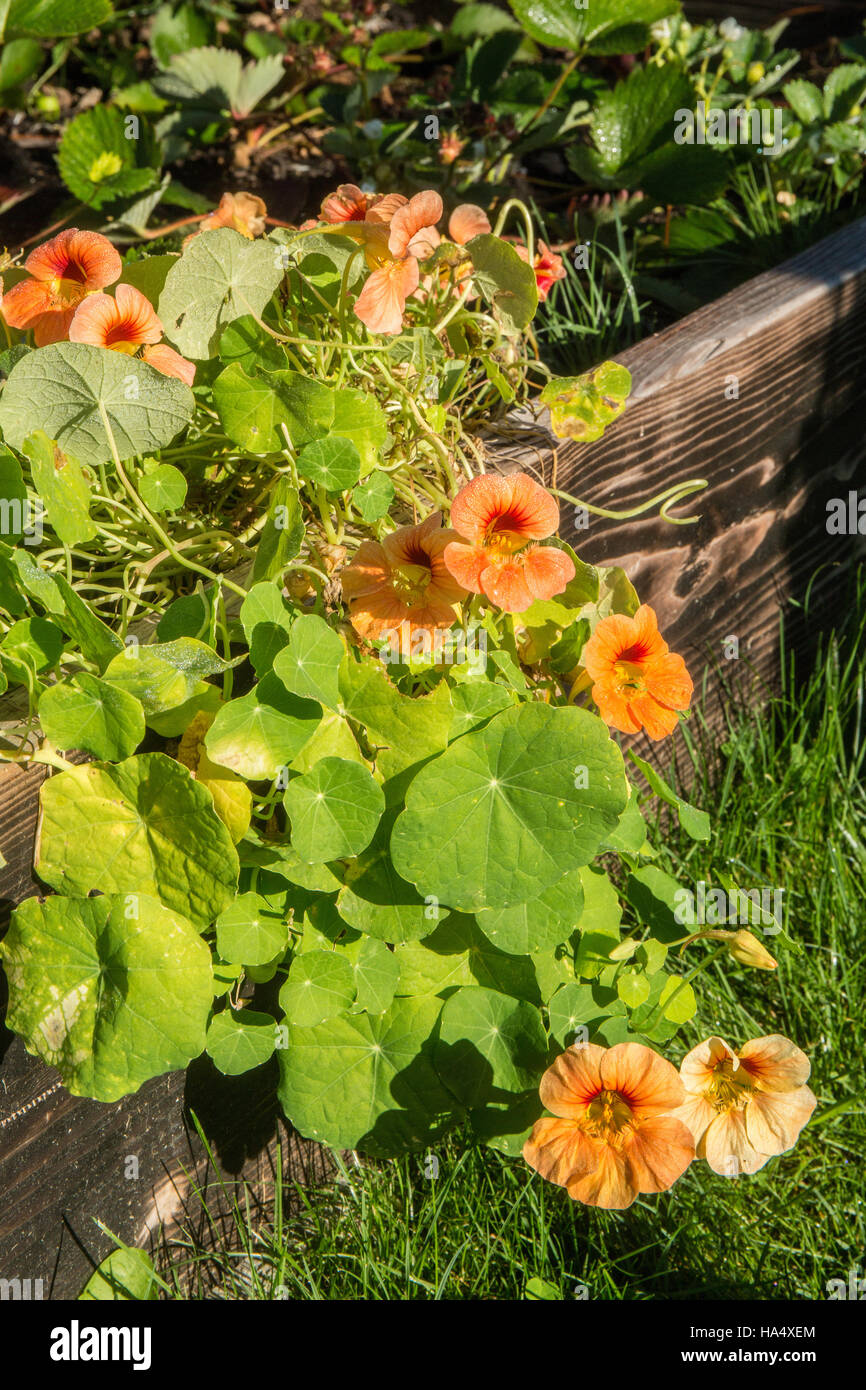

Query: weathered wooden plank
[489,215,866,722]
[0,1029,332,1299]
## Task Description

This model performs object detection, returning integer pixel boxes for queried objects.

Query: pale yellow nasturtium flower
[676,1034,816,1177]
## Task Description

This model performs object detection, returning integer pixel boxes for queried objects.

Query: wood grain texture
[487,215,866,726]
[2,216,865,1297]
[0,1031,331,1299]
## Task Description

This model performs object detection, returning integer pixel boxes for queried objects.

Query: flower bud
[728,930,777,970]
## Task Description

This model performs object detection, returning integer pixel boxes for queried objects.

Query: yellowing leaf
[178,709,252,844]
[540,361,631,442]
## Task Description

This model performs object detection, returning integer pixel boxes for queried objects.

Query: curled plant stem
[492,197,536,266]
[97,403,248,600]
[549,479,709,525]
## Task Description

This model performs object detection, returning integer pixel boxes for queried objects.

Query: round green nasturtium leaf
[617,969,651,1009]
[1,615,64,677]
[291,709,364,773]
[103,647,189,714]
[449,680,516,739]
[391,703,628,913]
[284,757,384,864]
[1,893,213,1101]
[158,228,286,359]
[277,994,451,1152]
[638,937,668,976]
[601,784,648,855]
[574,865,623,980]
[434,986,548,1107]
[146,681,223,740]
[338,810,443,944]
[240,832,342,894]
[206,1008,277,1076]
[273,612,344,710]
[297,436,361,492]
[476,866,585,956]
[249,622,291,678]
[239,580,295,645]
[352,469,394,523]
[215,891,289,967]
[279,949,356,1026]
[103,637,237,717]
[347,935,401,1016]
[38,673,145,761]
[548,981,615,1049]
[156,591,212,643]
[0,448,27,544]
[0,343,194,467]
[212,956,244,996]
[659,974,697,1024]
[138,462,187,513]
[393,913,540,1005]
[465,232,538,334]
[36,752,239,929]
[204,673,321,780]
[22,429,97,547]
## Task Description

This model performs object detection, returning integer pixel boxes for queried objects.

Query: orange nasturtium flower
[320,183,371,223]
[448,204,491,245]
[443,472,575,614]
[195,191,267,239]
[353,190,443,335]
[523,1043,695,1209]
[676,1035,817,1177]
[69,283,196,385]
[341,511,467,644]
[320,184,409,227]
[516,239,567,302]
[1,229,122,346]
[581,604,693,741]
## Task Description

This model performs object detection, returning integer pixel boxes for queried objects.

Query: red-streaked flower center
[485,508,534,542]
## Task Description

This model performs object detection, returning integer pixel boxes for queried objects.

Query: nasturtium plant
[0,171,804,1209]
